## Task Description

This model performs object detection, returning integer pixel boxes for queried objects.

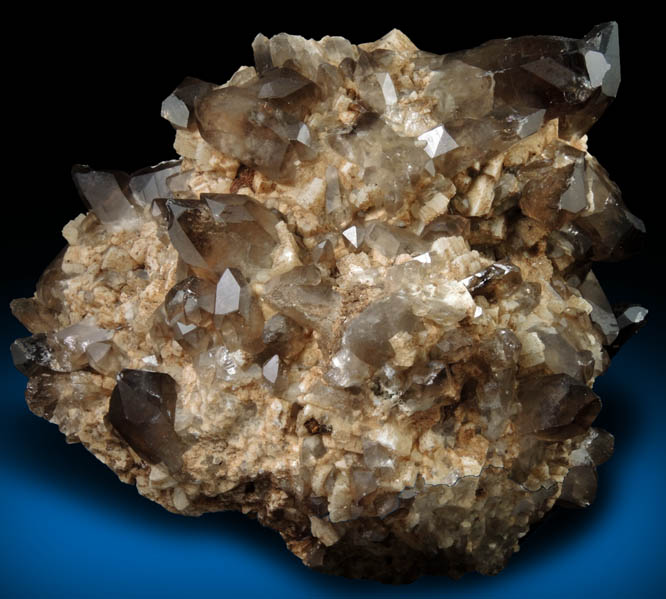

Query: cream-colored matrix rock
[10,23,647,583]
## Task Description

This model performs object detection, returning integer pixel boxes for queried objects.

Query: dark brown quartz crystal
[107,370,186,473]
[161,77,215,130]
[9,23,646,584]
[518,374,601,440]
[166,195,280,275]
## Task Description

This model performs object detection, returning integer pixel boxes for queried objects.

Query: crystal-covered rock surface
[10,23,646,583]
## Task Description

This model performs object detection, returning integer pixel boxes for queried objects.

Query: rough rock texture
[10,23,647,583]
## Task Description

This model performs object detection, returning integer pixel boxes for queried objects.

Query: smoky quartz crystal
[10,22,645,583]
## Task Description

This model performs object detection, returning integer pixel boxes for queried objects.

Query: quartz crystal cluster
[10,23,647,583]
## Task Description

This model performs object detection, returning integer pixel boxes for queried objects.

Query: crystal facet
[107,370,186,473]
[71,165,138,229]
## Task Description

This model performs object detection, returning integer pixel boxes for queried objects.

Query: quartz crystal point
[10,23,646,584]
[107,370,186,473]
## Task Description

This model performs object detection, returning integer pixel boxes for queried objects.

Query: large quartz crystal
[10,23,646,583]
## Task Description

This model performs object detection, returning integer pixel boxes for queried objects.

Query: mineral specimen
[10,23,646,583]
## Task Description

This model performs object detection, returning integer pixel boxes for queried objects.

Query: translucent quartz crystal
[10,23,647,584]
[107,370,185,473]
[71,166,138,229]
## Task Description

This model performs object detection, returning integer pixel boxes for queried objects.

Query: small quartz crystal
[10,23,645,584]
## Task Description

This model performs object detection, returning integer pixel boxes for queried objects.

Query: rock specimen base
[11,23,647,583]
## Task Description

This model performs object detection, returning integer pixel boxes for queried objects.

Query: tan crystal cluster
[11,24,646,583]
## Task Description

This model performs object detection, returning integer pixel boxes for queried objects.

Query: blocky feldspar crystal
[10,23,647,584]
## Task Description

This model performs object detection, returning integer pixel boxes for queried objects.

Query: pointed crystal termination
[553,427,613,509]
[215,268,242,315]
[194,68,318,182]
[606,304,649,357]
[107,370,186,473]
[584,21,620,98]
[312,239,336,273]
[10,297,59,334]
[264,265,341,343]
[454,21,620,140]
[86,341,123,376]
[157,276,216,356]
[71,165,138,229]
[11,322,115,375]
[11,334,54,376]
[343,295,419,368]
[518,374,601,440]
[262,314,306,361]
[213,268,265,353]
[418,125,458,159]
[462,261,522,300]
[252,33,273,75]
[165,194,280,275]
[161,77,215,129]
[342,225,363,249]
[262,354,280,383]
[517,141,587,228]
[257,67,313,99]
[129,160,182,206]
[558,465,598,508]
[579,270,619,344]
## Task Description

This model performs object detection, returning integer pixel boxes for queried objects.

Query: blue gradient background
[3,11,664,599]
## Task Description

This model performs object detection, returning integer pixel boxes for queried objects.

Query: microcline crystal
[10,23,646,583]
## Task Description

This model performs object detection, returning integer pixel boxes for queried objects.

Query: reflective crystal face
[71,166,138,229]
[10,23,646,584]
[129,160,182,206]
[107,370,186,473]
[165,194,280,275]
[161,77,215,129]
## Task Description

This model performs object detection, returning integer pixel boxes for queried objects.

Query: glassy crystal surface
[129,160,182,206]
[161,77,215,129]
[107,369,186,473]
[71,165,138,229]
[10,23,645,584]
